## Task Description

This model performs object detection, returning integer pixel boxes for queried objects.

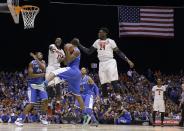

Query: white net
[21,5,39,29]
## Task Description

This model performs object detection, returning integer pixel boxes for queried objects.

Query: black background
[0,0,184,74]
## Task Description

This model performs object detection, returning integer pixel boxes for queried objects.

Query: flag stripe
[120,30,173,33]
[119,22,174,27]
[118,6,174,38]
[140,8,174,13]
[119,32,174,36]
[140,13,173,17]
[140,20,173,24]
[140,18,173,22]
[121,27,174,31]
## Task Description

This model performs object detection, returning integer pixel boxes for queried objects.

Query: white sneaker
[41,119,48,125]
[15,118,23,126]
[83,115,91,126]
[0,118,3,123]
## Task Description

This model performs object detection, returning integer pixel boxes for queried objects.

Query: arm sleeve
[114,47,128,62]
[78,43,96,55]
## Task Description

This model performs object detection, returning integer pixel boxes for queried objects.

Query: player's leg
[39,90,49,125]
[160,112,164,127]
[15,85,36,126]
[54,78,63,104]
[159,100,165,127]
[152,111,157,126]
[180,103,184,126]
[99,61,109,104]
[107,59,120,98]
[152,101,159,126]
[68,75,93,126]
[84,94,98,126]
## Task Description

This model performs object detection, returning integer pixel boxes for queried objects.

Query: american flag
[118,6,174,38]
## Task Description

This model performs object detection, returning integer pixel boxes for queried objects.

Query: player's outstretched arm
[113,47,134,68]
[71,38,96,55]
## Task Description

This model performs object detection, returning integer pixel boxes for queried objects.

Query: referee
[179,82,184,127]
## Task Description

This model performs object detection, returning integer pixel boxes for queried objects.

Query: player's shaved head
[55,37,62,47]
[81,67,87,75]
[157,78,162,85]
[35,52,43,60]
[98,27,109,40]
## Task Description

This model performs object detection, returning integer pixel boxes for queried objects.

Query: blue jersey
[28,60,45,84]
[80,75,99,96]
[67,47,80,69]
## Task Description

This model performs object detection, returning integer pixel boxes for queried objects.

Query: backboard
[0,3,10,13]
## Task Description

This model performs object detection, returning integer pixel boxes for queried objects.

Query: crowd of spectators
[0,68,183,125]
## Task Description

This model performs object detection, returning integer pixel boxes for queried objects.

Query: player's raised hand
[30,52,37,60]
[127,59,134,68]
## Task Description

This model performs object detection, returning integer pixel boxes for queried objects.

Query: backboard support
[7,0,19,24]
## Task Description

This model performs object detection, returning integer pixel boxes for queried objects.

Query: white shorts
[99,59,118,84]
[46,66,64,86]
[153,100,165,112]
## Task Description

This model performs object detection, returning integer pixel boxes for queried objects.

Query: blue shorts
[28,83,48,103]
[75,94,94,109]
[52,67,81,95]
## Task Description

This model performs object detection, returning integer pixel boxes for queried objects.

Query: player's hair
[99,27,109,34]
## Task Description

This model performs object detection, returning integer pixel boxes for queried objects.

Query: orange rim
[21,5,39,12]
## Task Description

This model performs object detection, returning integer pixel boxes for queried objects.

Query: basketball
[64,43,74,54]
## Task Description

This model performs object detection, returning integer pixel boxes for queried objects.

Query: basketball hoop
[20,5,39,29]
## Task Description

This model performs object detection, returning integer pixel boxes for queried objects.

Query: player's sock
[152,111,156,125]
[161,112,164,125]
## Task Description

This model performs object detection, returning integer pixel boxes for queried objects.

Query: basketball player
[15,52,48,126]
[73,27,134,101]
[77,67,100,126]
[46,37,65,101]
[36,41,90,124]
[152,78,168,127]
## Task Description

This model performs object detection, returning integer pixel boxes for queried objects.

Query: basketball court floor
[0,124,183,131]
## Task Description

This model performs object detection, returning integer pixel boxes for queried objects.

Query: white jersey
[92,38,117,62]
[48,44,65,67]
[152,85,167,101]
